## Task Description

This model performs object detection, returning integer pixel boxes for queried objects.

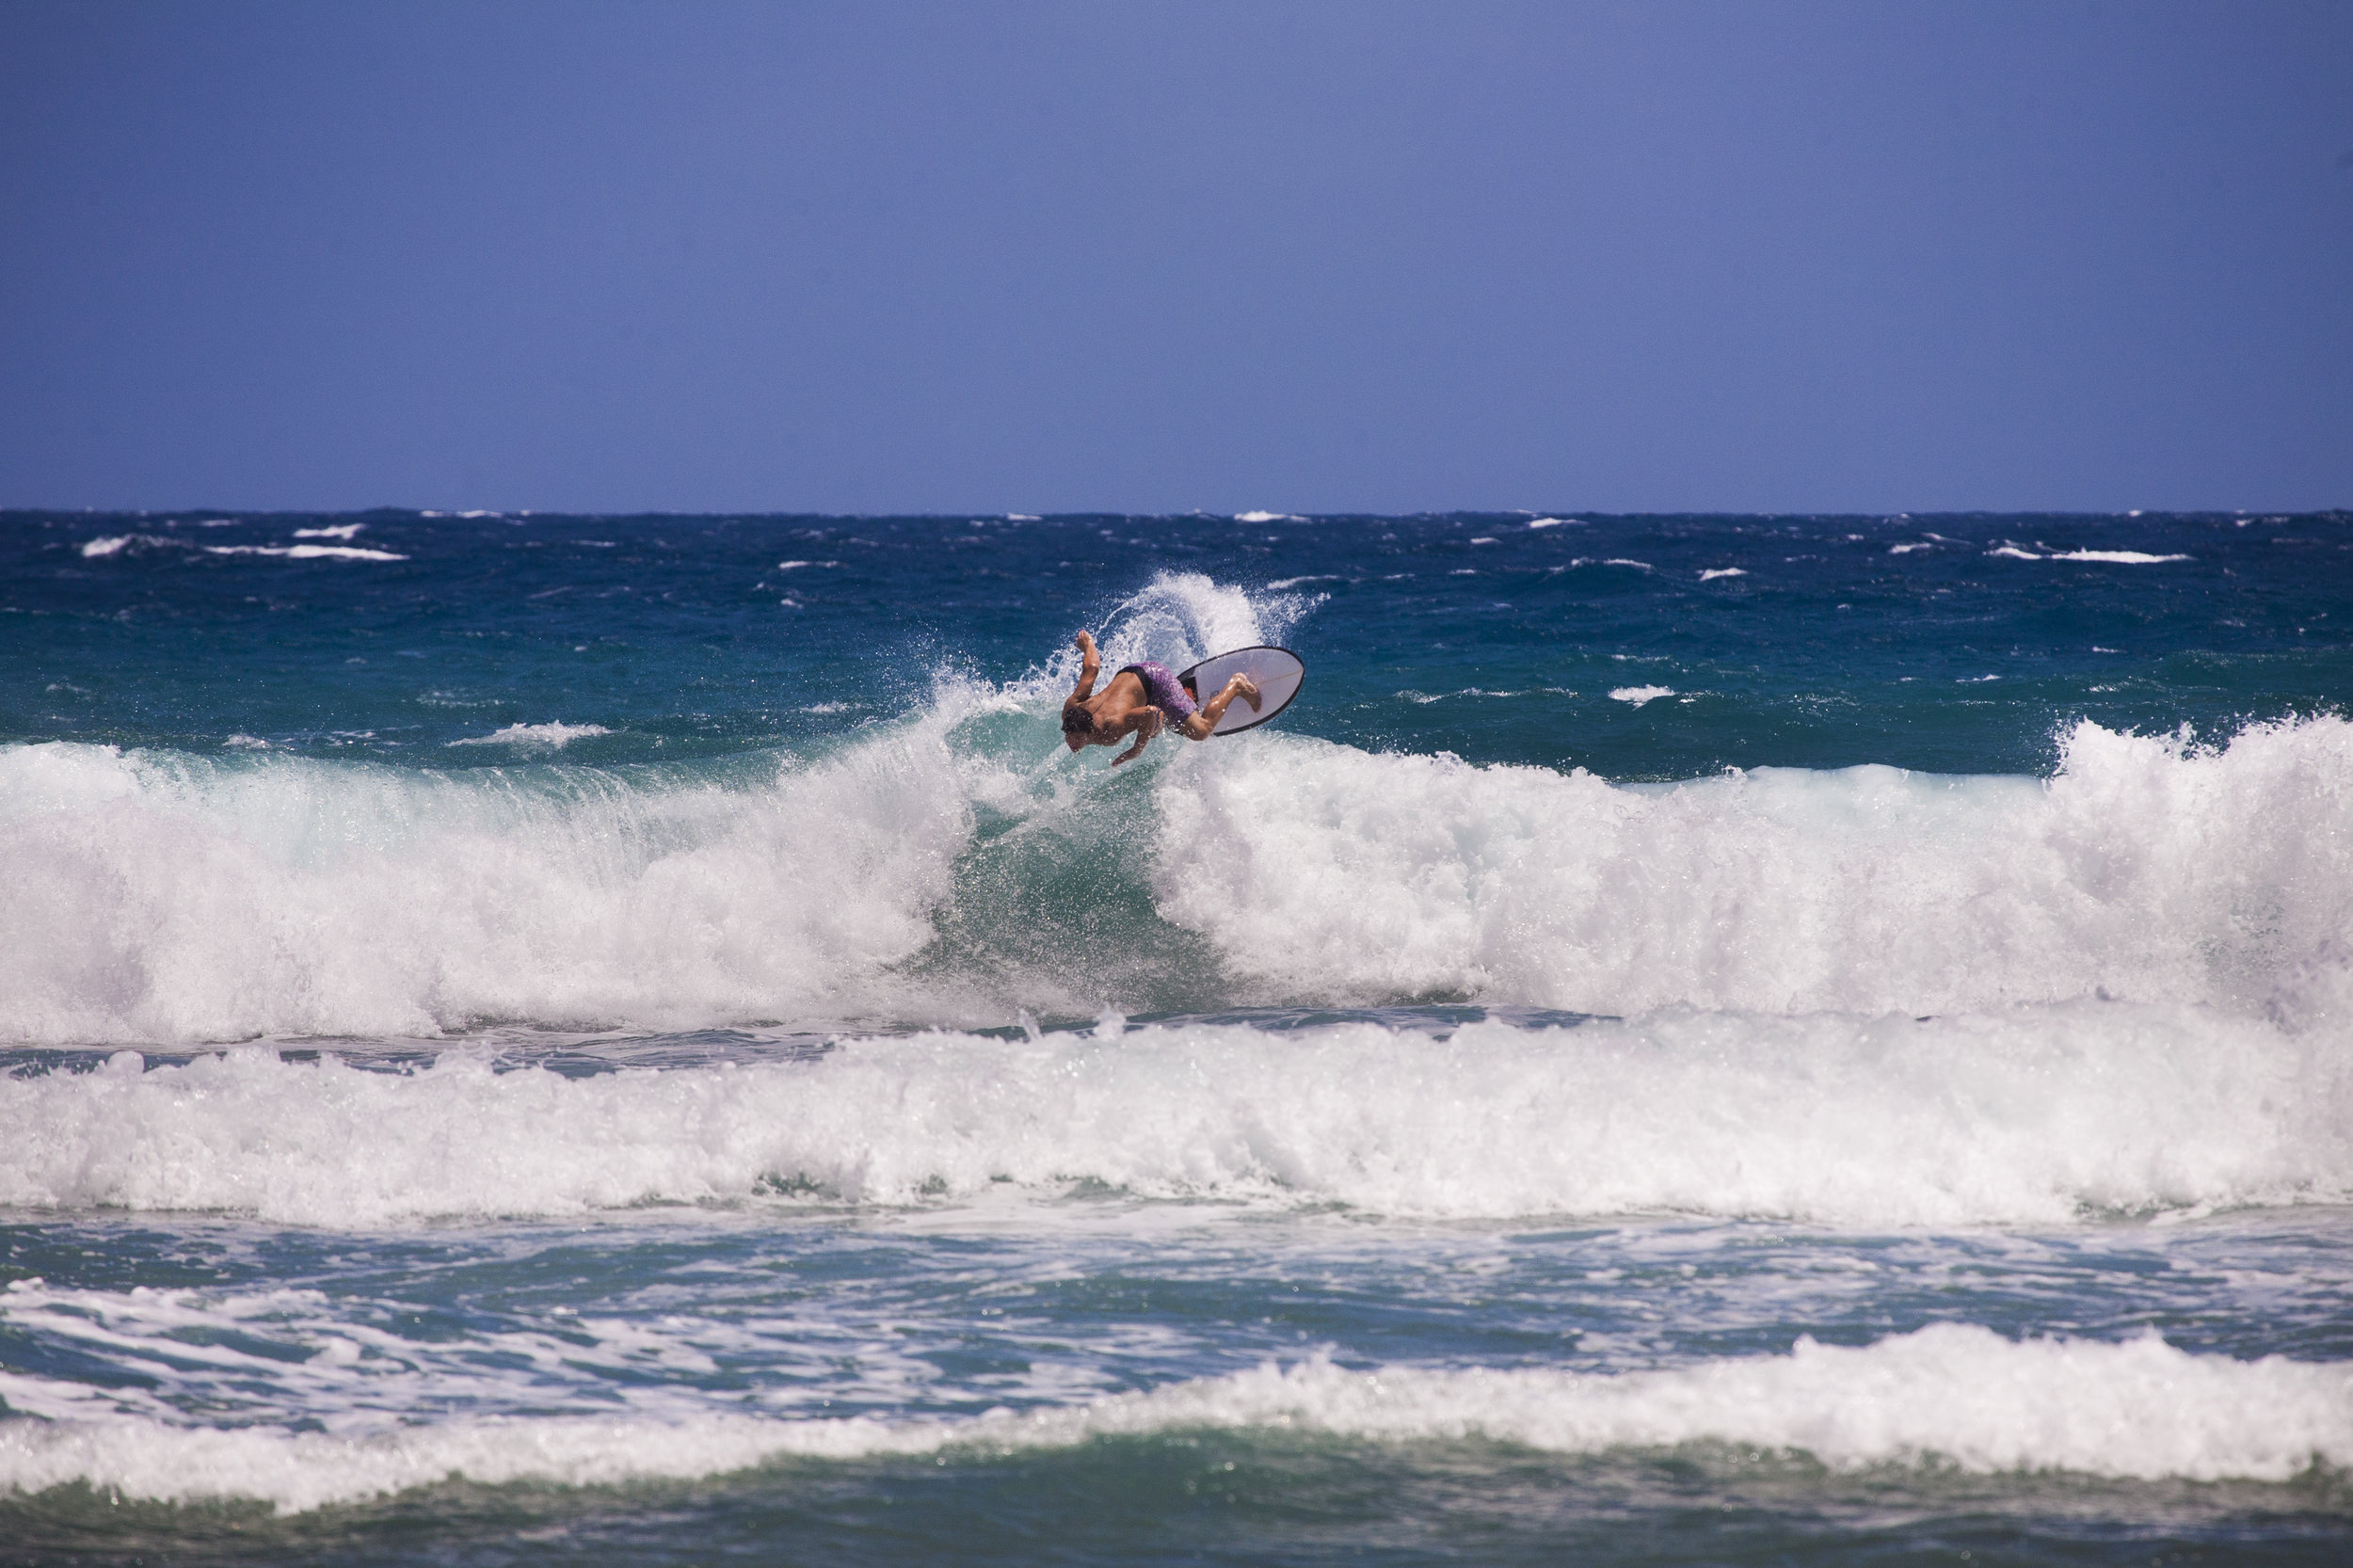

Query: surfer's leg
[1185,675,1261,737]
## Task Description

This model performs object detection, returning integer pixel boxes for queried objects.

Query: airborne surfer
[1060,630,1260,764]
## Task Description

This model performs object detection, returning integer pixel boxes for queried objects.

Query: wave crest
[1154,716,2353,1017]
[3,1008,2345,1224]
[2,1327,2345,1512]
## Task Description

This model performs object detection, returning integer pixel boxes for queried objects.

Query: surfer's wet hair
[1061,703,1095,737]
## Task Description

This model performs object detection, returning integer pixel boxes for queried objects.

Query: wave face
[2,1328,2345,1512]
[4,1008,2345,1225]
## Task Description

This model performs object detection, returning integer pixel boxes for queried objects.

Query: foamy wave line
[1,1327,2344,1512]
[0,715,984,1043]
[1153,713,2353,1018]
[201,544,408,563]
[445,722,612,749]
[75,535,406,562]
[2,1007,2345,1226]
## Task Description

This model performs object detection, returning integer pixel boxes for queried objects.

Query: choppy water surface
[2,508,2349,1564]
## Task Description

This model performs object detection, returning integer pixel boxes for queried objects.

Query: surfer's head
[1061,702,1098,750]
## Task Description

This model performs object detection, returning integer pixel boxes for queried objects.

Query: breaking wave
[3,1008,2346,1225]
[2,1327,2345,1512]
[2,567,2350,1041]
[1155,715,2353,1019]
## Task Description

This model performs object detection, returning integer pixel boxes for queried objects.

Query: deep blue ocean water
[2,507,2350,1564]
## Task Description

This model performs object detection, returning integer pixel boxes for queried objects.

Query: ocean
[1,507,2348,1565]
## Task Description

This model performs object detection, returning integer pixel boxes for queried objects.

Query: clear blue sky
[3,0,2347,515]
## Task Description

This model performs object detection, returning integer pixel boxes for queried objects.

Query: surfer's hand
[1068,632,1101,702]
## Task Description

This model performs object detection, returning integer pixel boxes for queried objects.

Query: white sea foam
[1398,688,1522,705]
[3,701,2351,1045]
[1,1004,2345,1224]
[1526,518,1577,529]
[201,544,408,562]
[1152,716,2353,1021]
[0,714,984,1042]
[1609,685,1673,705]
[2051,550,2192,564]
[445,722,613,749]
[1697,568,1745,580]
[1983,545,2185,565]
[0,1327,2342,1511]
[292,524,365,540]
[1234,511,1305,523]
[79,534,188,559]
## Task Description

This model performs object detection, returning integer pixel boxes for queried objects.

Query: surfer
[1061,631,1260,764]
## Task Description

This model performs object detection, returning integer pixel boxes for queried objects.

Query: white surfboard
[1176,646,1305,736]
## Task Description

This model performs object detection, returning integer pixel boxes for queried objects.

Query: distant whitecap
[447,722,613,749]
[201,544,408,562]
[2050,550,2192,565]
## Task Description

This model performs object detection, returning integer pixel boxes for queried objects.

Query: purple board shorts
[1119,662,1197,721]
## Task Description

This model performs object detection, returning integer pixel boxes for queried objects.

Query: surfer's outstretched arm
[1069,631,1100,701]
[1112,706,1160,765]
[1179,674,1261,740]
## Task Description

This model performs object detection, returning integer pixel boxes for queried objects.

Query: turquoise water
[2,509,2350,1563]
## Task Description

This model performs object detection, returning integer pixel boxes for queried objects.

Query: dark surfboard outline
[1176,645,1305,736]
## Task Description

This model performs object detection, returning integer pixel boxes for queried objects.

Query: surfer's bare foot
[1232,675,1262,712]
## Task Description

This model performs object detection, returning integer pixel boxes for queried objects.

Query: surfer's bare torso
[1061,631,1260,764]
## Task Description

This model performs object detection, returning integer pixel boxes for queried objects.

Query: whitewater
[8,689,2352,1039]
[3,508,2348,1564]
